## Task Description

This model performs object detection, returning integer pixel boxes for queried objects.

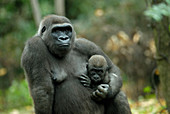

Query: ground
[0,98,168,114]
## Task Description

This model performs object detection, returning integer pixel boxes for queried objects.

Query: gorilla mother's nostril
[59,36,69,41]
[58,35,70,44]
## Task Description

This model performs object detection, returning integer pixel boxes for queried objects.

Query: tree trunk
[152,0,170,112]
[30,0,41,27]
[54,0,65,16]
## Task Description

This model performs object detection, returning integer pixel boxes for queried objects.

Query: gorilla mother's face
[38,15,75,57]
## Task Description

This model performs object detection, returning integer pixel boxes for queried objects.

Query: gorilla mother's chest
[67,51,88,75]
[51,51,88,82]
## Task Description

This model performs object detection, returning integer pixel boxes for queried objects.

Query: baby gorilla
[80,55,132,114]
[84,55,110,90]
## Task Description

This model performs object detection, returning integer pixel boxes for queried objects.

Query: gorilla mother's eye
[41,26,46,34]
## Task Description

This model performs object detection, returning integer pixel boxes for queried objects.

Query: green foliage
[66,0,94,19]
[143,86,155,99]
[40,0,54,17]
[0,80,32,111]
[0,0,36,83]
[144,0,170,21]
[166,0,170,4]
[6,80,32,109]
[66,0,132,20]
[143,86,152,93]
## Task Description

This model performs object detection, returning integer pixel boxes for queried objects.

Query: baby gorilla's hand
[79,74,91,87]
[92,84,109,101]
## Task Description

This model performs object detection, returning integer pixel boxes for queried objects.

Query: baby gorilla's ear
[107,66,111,71]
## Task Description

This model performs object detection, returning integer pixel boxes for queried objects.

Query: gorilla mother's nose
[58,35,69,42]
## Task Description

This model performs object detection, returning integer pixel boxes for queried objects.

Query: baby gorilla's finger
[92,91,103,101]
[93,90,106,99]
[97,84,109,93]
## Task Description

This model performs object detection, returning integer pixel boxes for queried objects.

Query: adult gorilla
[21,15,131,114]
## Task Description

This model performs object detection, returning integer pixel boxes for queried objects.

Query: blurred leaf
[132,32,141,44]
[95,9,104,17]
[143,86,152,93]
[166,0,170,4]
[144,2,170,21]
[0,68,7,77]
[6,80,32,109]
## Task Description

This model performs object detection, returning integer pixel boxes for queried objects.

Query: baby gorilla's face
[88,67,105,84]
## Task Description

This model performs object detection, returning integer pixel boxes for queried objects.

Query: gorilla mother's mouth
[58,43,70,47]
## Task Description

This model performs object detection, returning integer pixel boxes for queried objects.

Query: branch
[30,0,41,27]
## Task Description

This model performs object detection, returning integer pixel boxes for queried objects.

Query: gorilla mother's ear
[37,21,46,36]
[41,26,46,34]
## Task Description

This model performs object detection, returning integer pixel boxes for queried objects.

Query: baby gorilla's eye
[90,72,96,75]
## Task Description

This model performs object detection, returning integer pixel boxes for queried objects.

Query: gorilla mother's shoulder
[21,35,49,69]
[74,38,101,56]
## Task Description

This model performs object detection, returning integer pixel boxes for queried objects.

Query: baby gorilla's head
[87,55,108,84]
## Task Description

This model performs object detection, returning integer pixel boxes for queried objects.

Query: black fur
[21,15,131,114]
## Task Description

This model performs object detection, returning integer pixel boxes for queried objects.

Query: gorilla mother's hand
[92,84,109,101]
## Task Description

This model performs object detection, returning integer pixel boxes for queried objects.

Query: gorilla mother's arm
[75,38,122,99]
[21,36,54,114]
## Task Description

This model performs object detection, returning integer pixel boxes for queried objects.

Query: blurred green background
[0,0,169,113]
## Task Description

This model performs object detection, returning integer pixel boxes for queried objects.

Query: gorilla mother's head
[37,15,76,57]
